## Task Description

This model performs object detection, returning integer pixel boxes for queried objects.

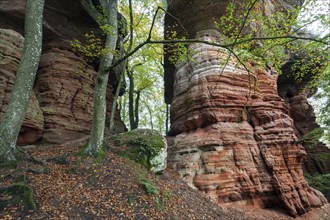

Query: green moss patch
[304,173,330,191]
[310,153,330,162]
[0,182,36,211]
[111,129,166,171]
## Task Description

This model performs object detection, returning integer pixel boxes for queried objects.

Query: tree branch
[81,0,101,25]
[128,0,134,52]
[107,2,328,72]
[219,0,259,77]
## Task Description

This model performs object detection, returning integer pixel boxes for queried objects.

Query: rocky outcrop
[288,92,330,174]
[33,43,126,143]
[0,0,126,145]
[109,129,167,173]
[278,72,330,202]
[0,29,44,145]
[0,0,101,44]
[166,30,327,216]
[164,0,328,216]
[164,0,304,103]
[278,70,330,175]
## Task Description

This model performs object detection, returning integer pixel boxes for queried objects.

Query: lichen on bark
[84,0,118,157]
[0,0,45,161]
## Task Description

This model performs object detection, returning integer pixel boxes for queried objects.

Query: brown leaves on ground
[1,145,328,220]
[1,145,228,220]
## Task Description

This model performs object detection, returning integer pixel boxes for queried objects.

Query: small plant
[163,191,173,200]
[140,178,158,195]
[127,195,135,205]
[301,128,324,146]
[154,195,163,210]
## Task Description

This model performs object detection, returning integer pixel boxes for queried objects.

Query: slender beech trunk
[134,90,141,128]
[166,104,169,134]
[0,0,45,161]
[145,102,154,130]
[109,63,125,131]
[85,0,118,156]
[109,35,126,131]
[128,70,136,130]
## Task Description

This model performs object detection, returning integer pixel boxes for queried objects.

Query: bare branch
[219,0,259,77]
[233,0,259,46]
[107,2,328,72]
[232,35,329,47]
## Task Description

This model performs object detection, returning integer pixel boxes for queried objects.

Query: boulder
[111,129,167,173]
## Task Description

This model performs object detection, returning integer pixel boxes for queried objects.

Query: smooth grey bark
[110,0,133,131]
[0,0,45,161]
[109,35,126,131]
[85,0,118,156]
[109,63,125,131]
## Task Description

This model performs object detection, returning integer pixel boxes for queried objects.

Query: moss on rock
[0,182,36,211]
[305,173,330,201]
[112,129,167,172]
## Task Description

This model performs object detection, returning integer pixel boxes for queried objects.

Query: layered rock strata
[35,43,125,143]
[0,0,126,144]
[0,29,126,144]
[166,30,327,216]
[0,29,44,145]
[278,76,330,175]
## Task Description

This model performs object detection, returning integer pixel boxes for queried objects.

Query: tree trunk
[166,104,169,134]
[145,102,154,130]
[85,0,118,156]
[109,34,126,131]
[128,70,136,130]
[134,90,141,129]
[109,66,124,131]
[0,0,45,161]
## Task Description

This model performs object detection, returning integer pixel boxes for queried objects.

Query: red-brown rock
[34,44,126,143]
[0,28,44,145]
[0,0,127,144]
[285,91,330,174]
[166,30,327,216]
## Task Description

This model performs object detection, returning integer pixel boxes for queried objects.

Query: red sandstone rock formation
[164,2,328,216]
[0,29,44,145]
[166,29,328,216]
[278,76,330,175]
[0,0,126,145]
[34,43,125,143]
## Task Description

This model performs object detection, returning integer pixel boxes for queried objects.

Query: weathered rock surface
[34,43,125,143]
[0,0,126,144]
[0,29,44,145]
[164,0,304,103]
[278,73,330,175]
[0,0,100,43]
[288,92,330,174]
[166,29,328,216]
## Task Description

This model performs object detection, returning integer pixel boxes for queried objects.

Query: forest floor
[0,142,329,220]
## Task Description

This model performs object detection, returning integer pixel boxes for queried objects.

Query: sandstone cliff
[0,0,126,145]
[278,60,330,175]
[164,0,328,217]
